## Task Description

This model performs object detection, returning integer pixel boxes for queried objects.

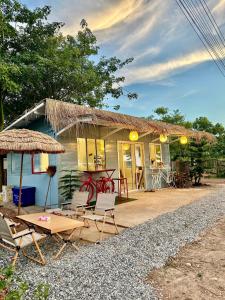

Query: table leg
[53,228,80,259]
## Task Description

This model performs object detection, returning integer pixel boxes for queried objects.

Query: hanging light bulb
[159,134,168,143]
[180,136,188,145]
[129,131,139,141]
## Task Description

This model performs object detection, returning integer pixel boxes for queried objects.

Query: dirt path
[149,218,225,300]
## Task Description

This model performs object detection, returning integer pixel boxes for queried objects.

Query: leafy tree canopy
[148,106,225,182]
[148,106,225,159]
[148,106,192,128]
[0,0,137,128]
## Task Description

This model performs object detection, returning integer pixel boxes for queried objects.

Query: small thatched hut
[3,99,215,207]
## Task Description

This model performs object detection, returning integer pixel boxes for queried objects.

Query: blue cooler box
[12,186,36,207]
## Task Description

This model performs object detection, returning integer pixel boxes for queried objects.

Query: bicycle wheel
[103,179,115,193]
[79,182,94,204]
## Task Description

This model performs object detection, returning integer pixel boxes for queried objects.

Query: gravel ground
[1,185,225,300]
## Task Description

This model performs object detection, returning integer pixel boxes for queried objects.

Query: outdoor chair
[0,212,20,233]
[0,214,46,266]
[80,193,119,243]
[46,191,89,218]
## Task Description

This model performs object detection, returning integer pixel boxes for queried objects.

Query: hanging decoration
[180,136,188,145]
[159,134,168,143]
[129,131,139,141]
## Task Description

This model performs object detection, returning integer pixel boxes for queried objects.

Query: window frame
[11,153,21,175]
[77,138,106,171]
[149,143,162,169]
[31,153,49,174]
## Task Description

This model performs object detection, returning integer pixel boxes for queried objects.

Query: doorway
[118,142,145,191]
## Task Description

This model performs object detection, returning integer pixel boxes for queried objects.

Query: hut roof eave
[45,99,216,143]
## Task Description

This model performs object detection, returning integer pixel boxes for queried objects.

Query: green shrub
[0,265,49,299]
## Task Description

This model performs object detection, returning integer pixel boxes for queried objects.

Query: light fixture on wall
[159,134,168,143]
[180,136,188,145]
[129,131,139,141]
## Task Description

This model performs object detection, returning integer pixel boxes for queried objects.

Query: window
[149,144,162,168]
[77,138,87,171]
[11,153,21,174]
[32,153,49,174]
[77,138,106,171]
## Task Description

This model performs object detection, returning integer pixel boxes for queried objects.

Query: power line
[200,0,225,46]
[184,0,225,69]
[176,0,225,77]
[176,0,225,76]
[192,0,225,62]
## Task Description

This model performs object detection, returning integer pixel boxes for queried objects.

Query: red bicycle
[80,175,115,203]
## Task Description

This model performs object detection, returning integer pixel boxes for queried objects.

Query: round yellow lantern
[180,136,188,145]
[129,131,139,141]
[123,143,130,151]
[159,134,168,143]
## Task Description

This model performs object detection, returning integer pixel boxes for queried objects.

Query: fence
[203,159,225,177]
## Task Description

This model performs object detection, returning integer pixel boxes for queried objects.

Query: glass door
[118,142,145,191]
[135,144,145,190]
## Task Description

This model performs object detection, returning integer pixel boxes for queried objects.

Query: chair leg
[32,233,46,264]
[112,214,119,234]
[0,241,19,267]
[78,225,84,239]
[12,238,23,267]
[12,250,19,267]
[82,218,90,228]
[99,216,106,242]
[22,234,46,265]
[95,220,102,232]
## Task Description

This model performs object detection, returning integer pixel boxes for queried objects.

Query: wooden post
[18,153,24,215]
[44,176,52,211]
[0,156,3,192]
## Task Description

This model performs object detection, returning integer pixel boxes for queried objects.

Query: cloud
[179,89,199,99]
[96,0,171,58]
[29,0,224,85]
[52,0,144,35]
[90,0,143,31]
[133,47,161,62]
[124,50,215,85]
[212,0,225,13]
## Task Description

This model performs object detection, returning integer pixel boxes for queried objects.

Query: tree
[189,140,210,185]
[0,1,137,125]
[150,107,192,128]
[148,106,225,183]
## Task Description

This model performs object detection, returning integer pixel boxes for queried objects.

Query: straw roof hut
[0,129,64,214]
[45,99,216,143]
[0,129,64,154]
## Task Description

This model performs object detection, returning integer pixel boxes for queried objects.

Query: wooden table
[17,212,84,259]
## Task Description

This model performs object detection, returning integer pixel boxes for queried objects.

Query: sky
[23,0,225,124]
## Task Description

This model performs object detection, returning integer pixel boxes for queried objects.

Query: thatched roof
[0,129,65,154]
[45,99,216,142]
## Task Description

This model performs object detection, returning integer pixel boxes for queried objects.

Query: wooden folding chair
[80,193,119,243]
[47,191,89,218]
[0,212,20,233]
[0,214,46,266]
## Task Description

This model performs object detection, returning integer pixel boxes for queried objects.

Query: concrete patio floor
[115,185,218,227]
